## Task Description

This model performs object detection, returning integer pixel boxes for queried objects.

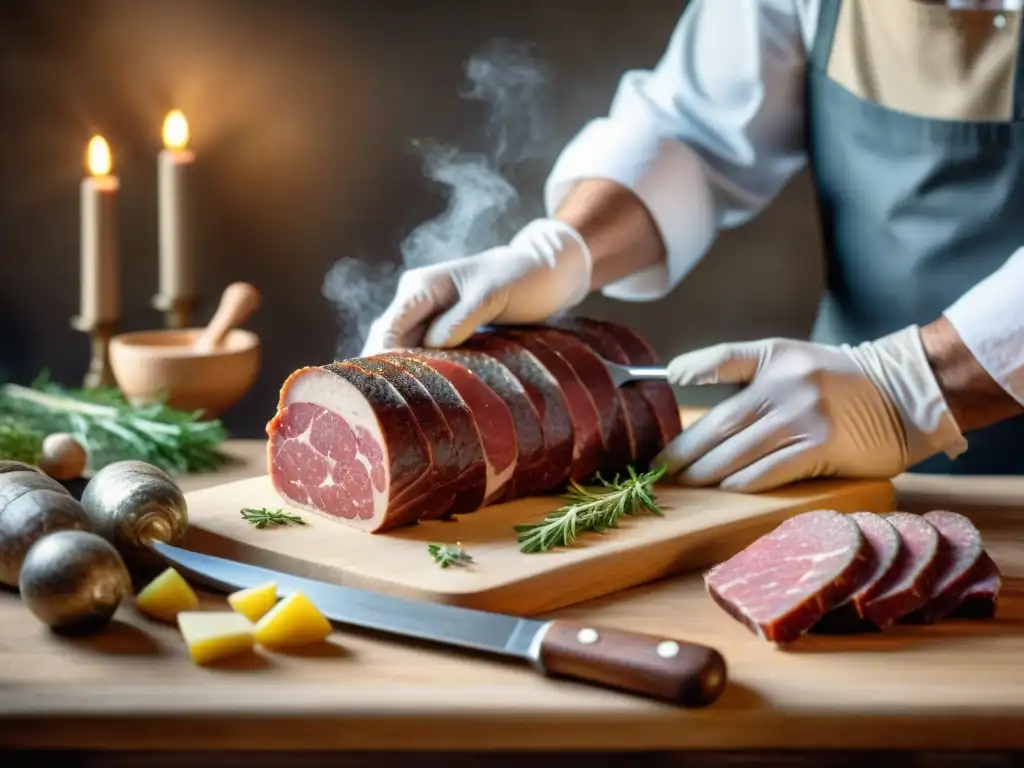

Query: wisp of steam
[322,38,552,358]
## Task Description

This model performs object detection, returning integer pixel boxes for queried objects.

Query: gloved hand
[653,325,969,492]
[361,218,593,355]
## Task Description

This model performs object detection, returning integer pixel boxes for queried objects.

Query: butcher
[363,0,1024,491]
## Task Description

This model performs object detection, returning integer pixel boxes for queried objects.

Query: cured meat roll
[266,318,680,532]
[267,363,433,533]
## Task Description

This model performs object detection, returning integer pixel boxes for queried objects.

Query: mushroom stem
[137,515,173,546]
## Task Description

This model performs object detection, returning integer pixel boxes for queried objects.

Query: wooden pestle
[192,282,262,354]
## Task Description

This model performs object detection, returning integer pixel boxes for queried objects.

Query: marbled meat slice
[370,354,488,518]
[495,328,604,482]
[812,512,901,633]
[462,333,573,493]
[531,326,633,476]
[902,510,984,624]
[551,317,662,465]
[347,357,457,520]
[389,352,507,508]
[413,347,543,501]
[861,512,940,629]
[575,318,682,446]
[704,510,872,645]
[947,551,1001,620]
[266,363,431,533]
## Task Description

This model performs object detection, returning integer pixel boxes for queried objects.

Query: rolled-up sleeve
[944,246,1024,407]
[545,0,815,301]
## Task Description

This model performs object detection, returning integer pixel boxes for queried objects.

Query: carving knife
[149,540,727,707]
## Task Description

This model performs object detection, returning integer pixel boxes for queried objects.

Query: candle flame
[163,110,189,150]
[86,135,112,176]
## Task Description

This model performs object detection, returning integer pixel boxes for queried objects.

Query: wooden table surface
[3,427,1024,754]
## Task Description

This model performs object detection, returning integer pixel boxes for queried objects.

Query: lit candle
[157,109,195,311]
[79,135,119,325]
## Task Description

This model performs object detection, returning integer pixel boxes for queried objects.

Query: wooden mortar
[109,282,262,417]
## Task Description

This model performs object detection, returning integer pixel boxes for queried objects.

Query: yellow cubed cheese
[227,580,279,622]
[135,567,200,622]
[254,591,331,649]
[177,611,254,666]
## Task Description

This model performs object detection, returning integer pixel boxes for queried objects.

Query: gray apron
[807,0,1024,474]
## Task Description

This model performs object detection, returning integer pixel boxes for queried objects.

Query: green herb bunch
[0,372,228,474]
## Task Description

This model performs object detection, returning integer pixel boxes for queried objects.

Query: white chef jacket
[543,0,1024,406]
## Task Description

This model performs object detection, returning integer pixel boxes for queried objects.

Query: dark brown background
[0,0,825,438]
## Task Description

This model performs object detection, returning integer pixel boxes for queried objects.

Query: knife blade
[149,540,727,707]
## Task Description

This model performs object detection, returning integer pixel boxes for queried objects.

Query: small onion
[36,433,88,480]
[19,530,132,635]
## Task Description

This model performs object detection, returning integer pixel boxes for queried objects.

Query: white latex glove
[361,218,592,355]
[654,325,969,492]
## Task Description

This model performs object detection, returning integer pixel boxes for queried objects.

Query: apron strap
[810,0,843,73]
[1014,14,1024,119]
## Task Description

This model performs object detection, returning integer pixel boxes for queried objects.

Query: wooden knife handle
[535,620,727,707]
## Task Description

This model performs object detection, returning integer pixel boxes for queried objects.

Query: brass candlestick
[151,294,198,330]
[70,316,117,389]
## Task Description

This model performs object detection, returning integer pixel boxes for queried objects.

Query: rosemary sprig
[514,465,667,554]
[427,542,474,568]
[241,507,306,529]
[0,372,227,474]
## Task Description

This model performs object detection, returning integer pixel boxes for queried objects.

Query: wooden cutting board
[182,473,896,616]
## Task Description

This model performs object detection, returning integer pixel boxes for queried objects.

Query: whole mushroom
[79,460,188,569]
[0,469,93,587]
[19,530,132,634]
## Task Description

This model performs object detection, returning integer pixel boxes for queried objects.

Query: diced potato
[135,567,200,622]
[227,580,278,622]
[177,611,254,665]
[253,591,331,649]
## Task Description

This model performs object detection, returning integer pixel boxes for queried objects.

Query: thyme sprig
[241,507,306,529]
[427,542,474,568]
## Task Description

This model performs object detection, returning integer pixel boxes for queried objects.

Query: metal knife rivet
[576,628,599,645]
[657,640,680,659]
[995,14,1007,29]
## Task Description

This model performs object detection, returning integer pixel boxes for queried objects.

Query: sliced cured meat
[369,354,488,518]
[812,512,901,633]
[903,510,985,624]
[531,326,633,475]
[387,352,505,508]
[494,328,604,482]
[551,318,662,465]
[347,357,458,520]
[266,363,432,533]
[861,512,941,629]
[574,318,682,446]
[704,510,872,645]
[413,347,544,501]
[462,333,574,493]
[948,551,1001,620]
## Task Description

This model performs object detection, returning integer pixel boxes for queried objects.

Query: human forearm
[921,316,1024,434]
[553,179,666,291]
